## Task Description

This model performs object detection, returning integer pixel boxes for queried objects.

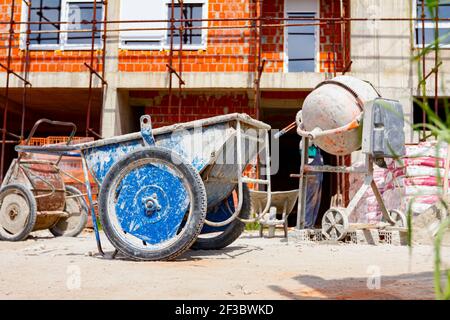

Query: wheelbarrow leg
[81,154,105,257]
[267,207,277,238]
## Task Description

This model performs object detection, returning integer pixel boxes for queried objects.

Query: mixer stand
[291,136,407,241]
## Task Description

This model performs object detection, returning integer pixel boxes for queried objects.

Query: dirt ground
[0,230,449,300]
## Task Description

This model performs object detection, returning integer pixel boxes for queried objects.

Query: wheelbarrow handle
[24,119,77,146]
[296,111,362,140]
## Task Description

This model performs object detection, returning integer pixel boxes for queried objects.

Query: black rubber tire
[49,185,88,238]
[99,146,207,261]
[0,184,37,242]
[191,184,251,250]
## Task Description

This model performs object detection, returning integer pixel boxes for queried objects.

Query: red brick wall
[319,0,350,73]
[0,0,26,72]
[119,0,349,74]
[119,0,256,73]
[120,0,350,74]
[0,0,349,74]
[132,90,256,128]
[0,0,102,73]
[261,0,284,73]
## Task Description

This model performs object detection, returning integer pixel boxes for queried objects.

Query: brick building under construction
[1,0,449,222]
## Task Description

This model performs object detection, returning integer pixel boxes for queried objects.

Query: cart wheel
[50,186,88,238]
[0,184,37,241]
[321,208,349,241]
[386,209,407,228]
[191,184,251,250]
[99,146,207,261]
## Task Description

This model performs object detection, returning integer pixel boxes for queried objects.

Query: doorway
[260,106,336,228]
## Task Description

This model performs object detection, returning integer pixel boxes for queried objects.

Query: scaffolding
[0,0,32,181]
[0,0,447,195]
[84,0,108,139]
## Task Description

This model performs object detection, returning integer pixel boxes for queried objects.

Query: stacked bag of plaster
[383,141,449,215]
[348,162,387,223]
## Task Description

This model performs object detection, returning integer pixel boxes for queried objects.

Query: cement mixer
[298,76,380,156]
[282,76,407,241]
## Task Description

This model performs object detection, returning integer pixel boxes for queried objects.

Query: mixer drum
[301,76,380,156]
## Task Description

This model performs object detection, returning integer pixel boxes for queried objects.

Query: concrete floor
[0,230,448,300]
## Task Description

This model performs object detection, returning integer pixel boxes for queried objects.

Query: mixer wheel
[50,186,88,238]
[321,208,349,241]
[385,209,407,228]
[0,184,37,241]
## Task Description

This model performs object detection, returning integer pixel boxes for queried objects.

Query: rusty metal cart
[0,120,88,241]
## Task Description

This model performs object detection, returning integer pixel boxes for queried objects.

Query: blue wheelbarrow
[13,113,272,261]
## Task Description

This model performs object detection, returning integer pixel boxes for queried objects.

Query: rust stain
[296,280,435,300]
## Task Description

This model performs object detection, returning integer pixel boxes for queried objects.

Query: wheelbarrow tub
[80,113,270,208]
[251,189,299,215]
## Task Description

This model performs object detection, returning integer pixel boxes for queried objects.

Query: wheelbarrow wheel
[99,146,207,261]
[191,184,251,250]
[0,184,37,241]
[50,185,88,238]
